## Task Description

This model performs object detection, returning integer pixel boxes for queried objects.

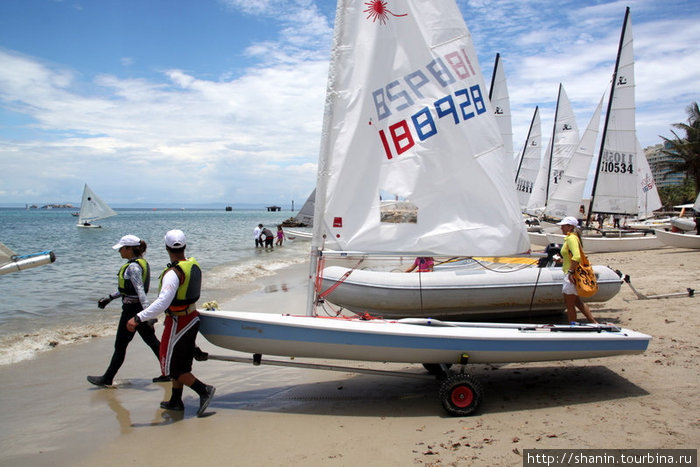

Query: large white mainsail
[527,84,579,215]
[545,94,605,220]
[76,184,117,227]
[313,0,529,257]
[514,107,542,209]
[589,7,638,216]
[489,53,514,173]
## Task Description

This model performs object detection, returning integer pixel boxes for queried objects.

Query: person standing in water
[88,235,168,387]
[126,230,215,417]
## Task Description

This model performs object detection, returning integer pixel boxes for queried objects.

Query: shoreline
[0,247,698,466]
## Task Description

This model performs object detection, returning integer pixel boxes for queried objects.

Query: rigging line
[527,266,544,318]
[471,257,537,273]
[316,257,365,299]
[418,270,425,313]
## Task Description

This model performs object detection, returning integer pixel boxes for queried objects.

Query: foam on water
[0,208,308,366]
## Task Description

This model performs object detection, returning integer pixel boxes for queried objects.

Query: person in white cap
[126,229,215,417]
[87,235,169,387]
[556,217,598,324]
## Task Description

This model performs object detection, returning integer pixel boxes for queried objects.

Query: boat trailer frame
[619,272,695,300]
[206,353,481,416]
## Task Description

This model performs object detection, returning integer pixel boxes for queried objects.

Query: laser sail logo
[363,1,407,24]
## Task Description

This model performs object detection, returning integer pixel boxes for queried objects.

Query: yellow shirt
[560,232,582,273]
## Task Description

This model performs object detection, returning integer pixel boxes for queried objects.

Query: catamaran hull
[654,229,700,249]
[318,265,622,319]
[546,233,666,253]
[198,311,650,364]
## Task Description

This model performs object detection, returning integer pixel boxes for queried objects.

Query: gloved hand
[97,296,112,309]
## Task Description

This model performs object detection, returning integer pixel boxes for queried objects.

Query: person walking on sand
[126,230,215,417]
[87,235,169,387]
[557,217,598,324]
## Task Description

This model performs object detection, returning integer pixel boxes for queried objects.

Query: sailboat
[526,84,580,216]
[198,0,650,415]
[76,184,117,228]
[546,8,665,253]
[284,189,315,240]
[0,242,56,276]
[514,107,542,210]
[489,53,514,173]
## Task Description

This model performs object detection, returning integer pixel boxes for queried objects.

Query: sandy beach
[1,247,698,467]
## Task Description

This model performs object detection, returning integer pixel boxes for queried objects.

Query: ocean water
[0,208,311,366]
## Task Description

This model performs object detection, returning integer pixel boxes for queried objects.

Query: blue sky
[1,0,698,207]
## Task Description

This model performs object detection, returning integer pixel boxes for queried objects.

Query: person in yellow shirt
[556,217,598,324]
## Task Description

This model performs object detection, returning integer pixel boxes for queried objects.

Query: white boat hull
[198,311,650,364]
[654,229,700,249]
[546,233,666,253]
[319,265,622,319]
[285,229,312,240]
[670,217,696,232]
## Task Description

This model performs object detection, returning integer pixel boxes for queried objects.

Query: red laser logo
[363,1,407,24]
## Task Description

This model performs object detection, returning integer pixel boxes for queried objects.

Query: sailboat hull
[654,229,700,249]
[546,233,665,253]
[319,265,621,319]
[198,311,650,364]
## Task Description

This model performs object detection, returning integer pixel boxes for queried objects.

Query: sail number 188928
[377,85,486,160]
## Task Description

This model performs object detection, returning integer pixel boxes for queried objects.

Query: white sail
[590,8,638,216]
[545,94,605,220]
[694,192,700,212]
[635,139,662,218]
[527,85,579,215]
[293,189,316,226]
[514,107,542,209]
[77,184,117,226]
[313,0,529,257]
[489,53,514,172]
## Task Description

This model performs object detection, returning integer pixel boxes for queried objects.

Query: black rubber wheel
[422,363,452,378]
[439,373,483,416]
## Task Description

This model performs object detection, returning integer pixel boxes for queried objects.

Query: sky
[1,0,698,208]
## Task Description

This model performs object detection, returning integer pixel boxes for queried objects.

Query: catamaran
[198,1,651,416]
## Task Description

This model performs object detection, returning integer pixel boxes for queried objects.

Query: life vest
[160,257,201,314]
[117,258,150,296]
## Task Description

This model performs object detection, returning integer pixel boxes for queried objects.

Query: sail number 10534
[600,150,634,174]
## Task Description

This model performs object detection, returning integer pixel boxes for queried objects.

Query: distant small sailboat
[76,184,117,228]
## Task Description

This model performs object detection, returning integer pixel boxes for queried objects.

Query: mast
[514,106,538,183]
[305,0,346,316]
[587,7,630,224]
[544,84,563,207]
[488,53,500,100]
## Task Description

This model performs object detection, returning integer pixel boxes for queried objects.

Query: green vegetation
[659,102,700,204]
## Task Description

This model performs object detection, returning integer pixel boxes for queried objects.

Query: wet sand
[1,248,698,466]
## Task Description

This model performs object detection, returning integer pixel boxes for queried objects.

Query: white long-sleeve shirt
[136,269,179,322]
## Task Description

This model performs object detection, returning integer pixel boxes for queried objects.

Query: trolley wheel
[422,363,452,379]
[439,373,483,416]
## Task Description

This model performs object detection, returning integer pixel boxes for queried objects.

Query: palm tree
[659,102,700,198]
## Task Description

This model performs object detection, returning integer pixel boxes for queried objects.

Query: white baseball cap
[112,234,141,250]
[165,229,186,248]
[556,216,579,227]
